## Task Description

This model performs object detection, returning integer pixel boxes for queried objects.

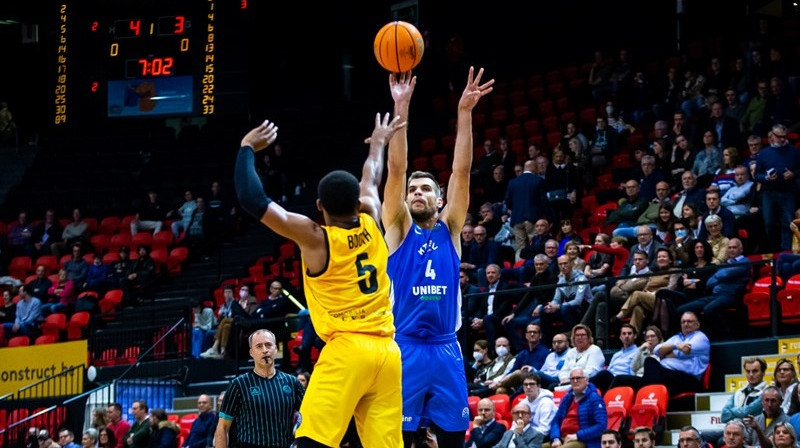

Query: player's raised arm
[234,120,320,248]
[382,72,416,248]
[360,112,406,224]
[443,67,494,236]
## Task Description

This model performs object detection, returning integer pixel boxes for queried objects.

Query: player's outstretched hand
[459,66,494,111]
[241,119,278,152]
[365,112,407,145]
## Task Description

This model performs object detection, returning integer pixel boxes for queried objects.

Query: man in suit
[462,225,502,287]
[466,398,506,448]
[622,226,662,272]
[492,402,545,448]
[676,238,749,337]
[700,100,742,150]
[470,264,515,346]
[697,189,737,240]
[505,159,547,255]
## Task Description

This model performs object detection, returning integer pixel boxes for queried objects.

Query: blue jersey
[388,220,462,338]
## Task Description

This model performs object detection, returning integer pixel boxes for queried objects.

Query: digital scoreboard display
[49,0,250,127]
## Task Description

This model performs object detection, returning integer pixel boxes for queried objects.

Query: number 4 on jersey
[425,259,436,280]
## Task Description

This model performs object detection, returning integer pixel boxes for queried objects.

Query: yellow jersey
[302,213,395,342]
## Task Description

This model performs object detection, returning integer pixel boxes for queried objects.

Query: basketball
[373,21,424,73]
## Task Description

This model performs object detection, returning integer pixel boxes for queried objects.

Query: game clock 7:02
[126,57,175,78]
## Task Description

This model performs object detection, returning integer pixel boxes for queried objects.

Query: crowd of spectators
[4,14,800,448]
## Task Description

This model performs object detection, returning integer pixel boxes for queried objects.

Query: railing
[1,318,190,448]
[16,365,85,401]
[0,365,85,448]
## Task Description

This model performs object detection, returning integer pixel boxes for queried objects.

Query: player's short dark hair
[409,171,441,197]
[318,170,359,216]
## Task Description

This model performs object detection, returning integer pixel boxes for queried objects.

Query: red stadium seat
[783,273,800,291]
[98,216,121,235]
[90,234,111,255]
[34,335,58,345]
[120,215,136,234]
[629,384,668,438]
[83,217,98,234]
[150,248,169,275]
[604,386,634,432]
[167,247,189,276]
[743,292,771,327]
[34,255,59,275]
[40,313,67,339]
[553,389,568,407]
[102,251,121,264]
[131,232,153,251]
[467,395,480,418]
[152,230,174,251]
[180,413,198,432]
[751,276,781,294]
[8,256,33,280]
[8,336,30,347]
[489,394,511,422]
[777,289,800,324]
[109,233,132,253]
[66,311,92,340]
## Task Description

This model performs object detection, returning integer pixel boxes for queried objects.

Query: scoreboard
[49,0,250,127]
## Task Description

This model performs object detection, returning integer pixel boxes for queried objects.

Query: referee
[214,329,305,448]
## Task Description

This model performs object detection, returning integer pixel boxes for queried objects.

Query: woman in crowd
[97,427,116,448]
[91,408,108,430]
[297,371,311,388]
[651,138,672,177]
[682,203,702,238]
[0,289,16,324]
[670,134,696,185]
[710,147,741,195]
[81,428,99,448]
[653,202,676,245]
[771,422,799,448]
[582,233,614,295]
[774,358,799,414]
[556,218,582,256]
[467,339,493,385]
[683,240,715,299]
[44,269,77,316]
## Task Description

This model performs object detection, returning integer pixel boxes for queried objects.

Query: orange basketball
[373,21,424,73]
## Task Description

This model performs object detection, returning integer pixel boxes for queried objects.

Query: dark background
[0,0,791,170]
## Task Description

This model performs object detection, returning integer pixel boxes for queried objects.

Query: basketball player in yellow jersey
[235,113,406,448]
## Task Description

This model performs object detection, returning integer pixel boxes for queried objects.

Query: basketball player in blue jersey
[383,67,494,447]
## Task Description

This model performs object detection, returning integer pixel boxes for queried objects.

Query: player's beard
[410,205,436,222]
